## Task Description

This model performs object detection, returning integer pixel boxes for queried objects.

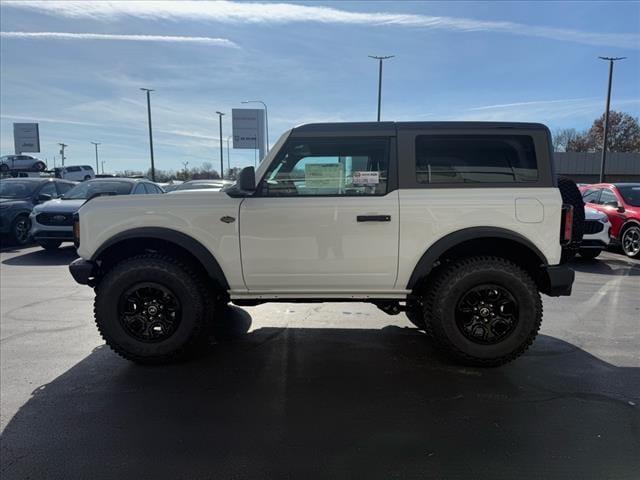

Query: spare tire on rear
[557,176,585,263]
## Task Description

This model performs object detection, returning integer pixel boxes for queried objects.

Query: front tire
[579,249,602,260]
[94,254,212,364]
[621,225,640,259]
[38,240,62,251]
[10,215,30,245]
[33,161,46,172]
[422,256,542,367]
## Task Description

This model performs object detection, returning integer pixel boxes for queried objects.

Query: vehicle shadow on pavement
[1,245,77,266]
[569,256,640,276]
[1,322,638,479]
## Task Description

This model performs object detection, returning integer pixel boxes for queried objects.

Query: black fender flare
[91,227,229,289]
[406,227,549,289]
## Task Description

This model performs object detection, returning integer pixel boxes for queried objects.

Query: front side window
[260,138,389,196]
[599,189,619,206]
[582,188,601,204]
[416,135,538,184]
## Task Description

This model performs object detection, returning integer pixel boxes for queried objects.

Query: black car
[0,178,76,245]
[30,178,164,250]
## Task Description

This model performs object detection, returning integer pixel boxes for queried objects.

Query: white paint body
[77,184,563,300]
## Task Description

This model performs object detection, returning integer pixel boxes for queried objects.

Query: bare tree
[552,128,578,152]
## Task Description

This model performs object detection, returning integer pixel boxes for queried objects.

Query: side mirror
[37,193,52,202]
[238,166,256,192]
[617,205,626,213]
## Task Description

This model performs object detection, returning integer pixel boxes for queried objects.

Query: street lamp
[241,100,269,151]
[140,88,156,182]
[90,142,100,173]
[226,135,232,173]
[215,111,225,179]
[368,55,394,122]
[598,56,626,183]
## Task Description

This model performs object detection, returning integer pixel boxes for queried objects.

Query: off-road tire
[579,249,601,260]
[38,240,62,251]
[94,254,212,364]
[558,176,584,263]
[423,256,542,367]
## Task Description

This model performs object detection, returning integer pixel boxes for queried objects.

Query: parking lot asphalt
[1,245,639,479]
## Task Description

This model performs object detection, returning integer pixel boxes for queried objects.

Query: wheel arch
[620,218,640,235]
[407,227,549,291]
[91,227,229,290]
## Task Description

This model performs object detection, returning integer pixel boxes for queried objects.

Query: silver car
[0,154,47,172]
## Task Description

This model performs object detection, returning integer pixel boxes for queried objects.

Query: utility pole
[90,142,100,173]
[140,88,156,182]
[368,55,394,122]
[58,143,67,166]
[215,111,225,179]
[181,161,189,180]
[598,57,626,183]
[101,160,105,174]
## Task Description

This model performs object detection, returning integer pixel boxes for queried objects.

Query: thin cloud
[468,98,597,111]
[3,0,638,49]
[0,31,240,48]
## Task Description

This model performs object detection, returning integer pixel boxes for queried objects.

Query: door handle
[357,215,391,222]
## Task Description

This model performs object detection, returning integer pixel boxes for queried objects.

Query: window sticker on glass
[305,163,344,188]
[353,171,379,185]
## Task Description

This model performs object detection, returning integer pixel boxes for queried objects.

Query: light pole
[58,143,67,166]
[241,100,269,151]
[140,88,156,182]
[598,56,626,183]
[368,55,394,122]
[90,142,100,173]
[216,111,225,179]
[226,135,232,174]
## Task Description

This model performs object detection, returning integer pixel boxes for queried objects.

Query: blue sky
[1,1,639,174]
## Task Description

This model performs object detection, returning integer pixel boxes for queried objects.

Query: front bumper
[541,264,575,297]
[69,258,97,286]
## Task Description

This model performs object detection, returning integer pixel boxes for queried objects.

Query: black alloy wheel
[118,282,182,342]
[455,284,518,345]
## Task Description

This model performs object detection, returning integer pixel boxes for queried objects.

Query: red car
[580,183,640,258]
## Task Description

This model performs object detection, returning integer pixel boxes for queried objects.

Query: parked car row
[0,177,164,249]
[579,183,640,259]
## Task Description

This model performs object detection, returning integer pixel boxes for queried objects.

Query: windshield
[62,181,133,199]
[0,180,40,198]
[618,185,640,207]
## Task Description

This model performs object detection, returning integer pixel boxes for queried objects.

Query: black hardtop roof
[292,121,549,136]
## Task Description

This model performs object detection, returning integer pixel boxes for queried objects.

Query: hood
[0,197,33,209]
[33,198,86,214]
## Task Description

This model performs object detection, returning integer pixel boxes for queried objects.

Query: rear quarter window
[415,135,538,184]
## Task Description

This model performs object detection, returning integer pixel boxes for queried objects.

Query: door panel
[240,193,399,290]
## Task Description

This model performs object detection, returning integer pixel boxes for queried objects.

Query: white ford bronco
[70,122,580,366]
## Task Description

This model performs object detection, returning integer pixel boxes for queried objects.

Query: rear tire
[38,240,62,251]
[579,249,601,260]
[94,254,212,364]
[422,256,542,367]
[33,162,46,172]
